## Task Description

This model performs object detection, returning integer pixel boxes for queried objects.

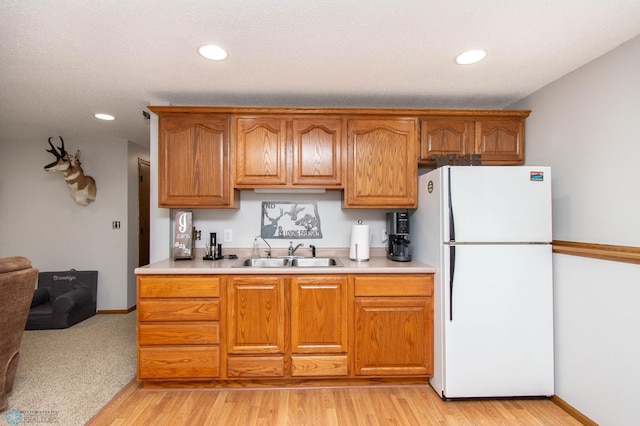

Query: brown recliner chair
[0,256,38,412]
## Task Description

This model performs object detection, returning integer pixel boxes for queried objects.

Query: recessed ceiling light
[198,45,228,61]
[94,113,115,121]
[455,49,487,65]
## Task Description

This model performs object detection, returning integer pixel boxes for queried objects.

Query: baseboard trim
[550,395,597,425]
[97,305,136,314]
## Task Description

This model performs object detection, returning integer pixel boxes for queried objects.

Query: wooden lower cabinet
[226,276,286,355]
[353,275,434,377]
[136,273,433,385]
[290,276,347,354]
[291,275,348,377]
[226,275,287,378]
[136,275,221,381]
[225,275,348,378]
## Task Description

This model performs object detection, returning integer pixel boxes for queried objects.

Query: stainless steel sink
[291,257,343,267]
[233,258,290,267]
[232,257,343,268]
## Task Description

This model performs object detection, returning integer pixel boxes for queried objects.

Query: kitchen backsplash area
[173,190,393,253]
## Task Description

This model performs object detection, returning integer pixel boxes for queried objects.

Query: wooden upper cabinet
[345,118,417,208]
[475,119,524,164]
[235,116,342,187]
[150,107,529,208]
[420,118,474,161]
[235,117,288,186]
[292,118,342,186]
[419,113,528,166]
[157,113,235,208]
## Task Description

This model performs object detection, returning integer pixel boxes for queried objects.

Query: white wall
[0,133,147,311]
[511,34,640,426]
[182,191,391,256]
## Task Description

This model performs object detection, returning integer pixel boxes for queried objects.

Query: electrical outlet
[224,229,232,242]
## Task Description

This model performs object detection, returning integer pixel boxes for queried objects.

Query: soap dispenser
[251,238,260,259]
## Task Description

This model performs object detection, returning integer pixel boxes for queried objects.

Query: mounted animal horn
[44,136,97,206]
[45,136,66,167]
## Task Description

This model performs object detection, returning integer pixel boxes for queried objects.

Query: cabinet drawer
[354,275,433,297]
[138,276,220,298]
[139,323,219,345]
[227,356,285,378]
[291,355,348,377]
[138,299,219,321]
[138,346,219,379]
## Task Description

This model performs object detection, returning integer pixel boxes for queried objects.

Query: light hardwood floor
[87,381,583,425]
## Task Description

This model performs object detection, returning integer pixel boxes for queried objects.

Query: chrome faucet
[288,241,303,256]
[255,236,272,258]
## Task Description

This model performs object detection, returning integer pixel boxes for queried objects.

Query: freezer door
[442,244,554,398]
[447,166,552,243]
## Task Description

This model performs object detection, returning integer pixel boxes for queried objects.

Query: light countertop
[135,247,435,275]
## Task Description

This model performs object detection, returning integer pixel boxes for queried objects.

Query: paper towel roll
[349,222,370,261]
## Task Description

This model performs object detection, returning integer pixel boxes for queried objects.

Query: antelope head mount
[44,136,97,206]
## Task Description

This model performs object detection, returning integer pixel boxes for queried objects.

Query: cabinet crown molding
[148,105,531,118]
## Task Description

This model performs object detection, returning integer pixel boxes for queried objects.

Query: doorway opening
[138,158,150,266]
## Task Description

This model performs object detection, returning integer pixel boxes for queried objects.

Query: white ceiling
[2,1,640,147]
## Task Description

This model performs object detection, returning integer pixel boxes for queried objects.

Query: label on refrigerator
[530,171,544,181]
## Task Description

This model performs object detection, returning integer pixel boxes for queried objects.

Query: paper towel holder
[349,219,371,262]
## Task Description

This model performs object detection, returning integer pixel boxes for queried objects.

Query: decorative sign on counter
[261,201,322,239]
[173,211,194,260]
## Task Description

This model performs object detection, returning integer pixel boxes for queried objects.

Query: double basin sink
[233,257,343,268]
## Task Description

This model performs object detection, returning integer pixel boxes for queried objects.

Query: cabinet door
[290,275,347,354]
[235,117,288,185]
[475,119,524,164]
[292,118,342,186]
[354,297,433,376]
[345,118,417,208]
[420,118,474,164]
[226,276,286,354]
[158,114,232,207]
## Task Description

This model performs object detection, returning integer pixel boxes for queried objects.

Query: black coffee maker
[386,211,411,262]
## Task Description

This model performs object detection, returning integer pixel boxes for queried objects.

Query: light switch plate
[224,229,232,242]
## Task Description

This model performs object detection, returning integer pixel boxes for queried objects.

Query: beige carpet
[4,312,136,425]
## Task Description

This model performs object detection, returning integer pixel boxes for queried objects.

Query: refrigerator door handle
[448,168,455,242]
[449,244,455,321]
[448,167,456,321]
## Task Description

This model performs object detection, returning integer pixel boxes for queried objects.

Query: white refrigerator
[411,166,554,399]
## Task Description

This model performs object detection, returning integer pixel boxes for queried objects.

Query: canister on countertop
[173,211,194,260]
[349,219,370,261]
